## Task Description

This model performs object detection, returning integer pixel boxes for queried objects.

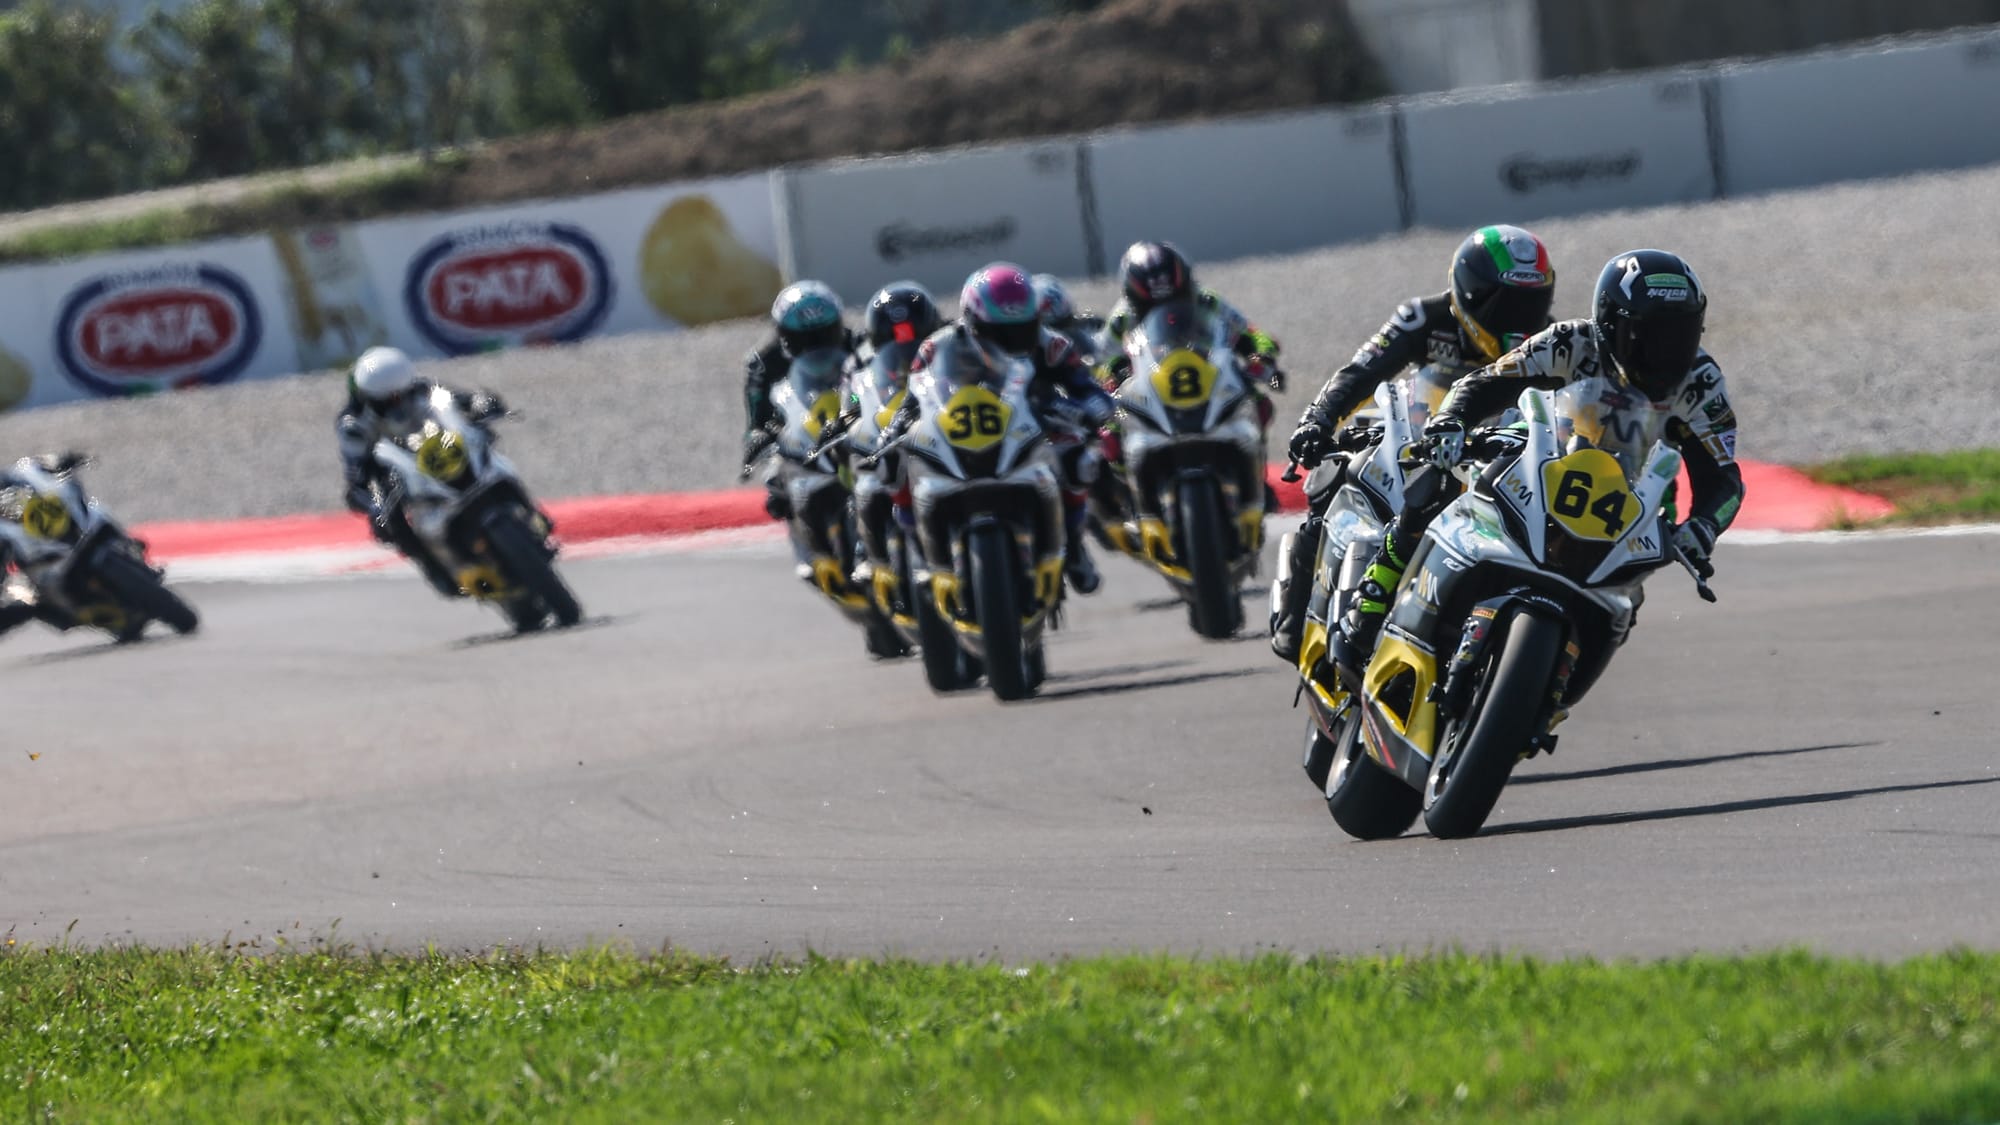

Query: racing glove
[1288,420,1334,468]
[1422,417,1467,468]
[466,392,508,423]
[1673,516,1718,572]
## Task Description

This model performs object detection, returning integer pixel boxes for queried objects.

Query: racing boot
[763,478,791,521]
[379,507,464,598]
[0,600,37,639]
[1329,557,1399,688]
[1269,516,1322,663]
[1062,497,1102,595]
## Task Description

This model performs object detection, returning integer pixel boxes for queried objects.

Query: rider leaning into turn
[1270,224,1558,662]
[905,262,1119,595]
[337,345,512,599]
[1100,241,1285,393]
[0,451,91,637]
[742,280,860,519]
[845,280,944,592]
[1326,248,1745,679]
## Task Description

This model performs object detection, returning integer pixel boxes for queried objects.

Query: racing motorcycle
[1294,383,1717,840]
[1092,301,1267,639]
[891,336,1066,702]
[0,455,199,641]
[743,347,907,659]
[373,393,581,633]
[839,341,924,653]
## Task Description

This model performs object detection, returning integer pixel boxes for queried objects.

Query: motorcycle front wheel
[1423,610,1562,839]
[485,511,583,630]
[1178,476,1240,640]
[969,523,1033,701]
[1321,711,1421,840]
[94,550,199,636]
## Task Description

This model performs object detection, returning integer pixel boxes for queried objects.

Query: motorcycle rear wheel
[1178,476,1240,639]
[1423,611,1561,839]
[95,550,198,636]
[969,523,1033,701]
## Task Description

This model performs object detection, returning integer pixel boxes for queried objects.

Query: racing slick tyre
[486,512,583,630]
[969,523,1033,701]
[864,610,911,659]
[1178,476,1239,640]
[1321,713,1421,840]
[1423,610,1562,839]
[916,577,976,693]
[95,550,198,637]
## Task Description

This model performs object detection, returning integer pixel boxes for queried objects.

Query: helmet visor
[781,323,845,357]
[974,318,1042,356]
[1462,284,1555,359]
[1617,312,1703,401]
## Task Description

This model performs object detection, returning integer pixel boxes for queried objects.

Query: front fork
[1432,596,1579,757]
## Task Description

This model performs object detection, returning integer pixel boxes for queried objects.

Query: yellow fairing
[1236,509,1265,553]
[1032,556,1064,614]
[1541,447,1640,542]
[870,566,901,618]
[809,556,868,609]
[1137,517,1192,581]
[931,573,961,621]
[804,391,842,440]
[1297,619,1347,713]
[456,565,513,599]
[417,431,469,481]
[939,384,1012,452]
[1363,632,1441,757]
[1150,348,1218,409]
[875,389,906,430]
[20,494,71,540]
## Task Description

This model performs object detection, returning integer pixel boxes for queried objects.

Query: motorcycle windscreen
[1549,377,1668,481]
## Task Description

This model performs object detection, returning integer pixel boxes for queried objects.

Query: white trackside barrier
[776,141,1093,304]
[1713,28,2000,196]
[1400,73,1717,230]
[1085,107,1403,267]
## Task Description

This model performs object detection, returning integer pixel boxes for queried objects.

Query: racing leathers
[902,324,1118,593]
[1332,319,1745,674]
[1272,291,1544,659]
[337,382,509,598]
[0,452,90,637]
[743,330,861,518]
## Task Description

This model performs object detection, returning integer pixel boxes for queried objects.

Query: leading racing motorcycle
[1093,301,1267,639]
[1294,383,1716,840]
[0,455,199,641]
[373,393,581,633]
[892,334,1066,702]
[744,346,907,659]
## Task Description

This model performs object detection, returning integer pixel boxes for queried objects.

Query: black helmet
[864,280,942,350]
[1118,240,1194,310]
[1449,224,1556,362]
[1592,249,1707,403]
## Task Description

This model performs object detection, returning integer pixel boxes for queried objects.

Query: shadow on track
[1485,775,2000,836]
[1043,659,1192,684]
[20,632,197,666]
[451,615,623,650]
[1031,665,1271,703]
[1511,742,1879,786]
[1132,585,1268,614]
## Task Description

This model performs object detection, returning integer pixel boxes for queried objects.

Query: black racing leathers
[1300,291,1523,430]
[335,382,506,596]
[743,330,861,440]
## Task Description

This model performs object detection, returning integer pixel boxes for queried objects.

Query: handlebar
[1670,540,1718,602]
[1280,459,1301,483]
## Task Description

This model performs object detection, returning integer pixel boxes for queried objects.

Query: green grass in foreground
[1809,448,2000,527]
[4,944,2000,1123]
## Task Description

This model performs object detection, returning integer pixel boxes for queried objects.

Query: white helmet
[352,346,421,421]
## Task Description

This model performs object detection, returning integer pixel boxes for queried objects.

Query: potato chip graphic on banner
[640,195,784,327]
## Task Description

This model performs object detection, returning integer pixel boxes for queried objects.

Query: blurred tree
[0,0,161,209]
[131,0,296,179]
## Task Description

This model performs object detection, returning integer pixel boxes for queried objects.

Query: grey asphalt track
[3,528,1997,960]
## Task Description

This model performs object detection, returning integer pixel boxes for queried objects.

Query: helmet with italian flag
[1449,225,1556,362]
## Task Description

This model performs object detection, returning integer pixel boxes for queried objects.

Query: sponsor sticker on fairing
[403,222,613,355]
[54,264,263,396]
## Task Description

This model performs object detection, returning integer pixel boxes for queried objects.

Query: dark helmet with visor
[1450,224,1556,362]
[1591,249,1707,402]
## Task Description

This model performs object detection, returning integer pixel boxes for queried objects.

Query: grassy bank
[5,942,1999,1122]
[1808,449,2000,527]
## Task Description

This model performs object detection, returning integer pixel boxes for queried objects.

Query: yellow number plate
[416,431,469,480]
[1149,348,1217,409]
[1541,448,1641,542]
[20,494,71,540]
[874,388,906,430]
[804,390,843,440]
[939,385,1012,452]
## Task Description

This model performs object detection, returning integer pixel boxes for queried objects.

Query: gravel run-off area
[2,164,1995,524]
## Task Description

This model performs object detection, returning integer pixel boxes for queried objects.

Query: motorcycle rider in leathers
[896,263,1119,594]
[0,451,92,637]
[1032,273,1107,365]
[842,280,945,596]
[1326,249,1744,680]
[1100,241,1285,393]
[742,280,859,519]
[337,346,516,598]
[1270,224,1558,662]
